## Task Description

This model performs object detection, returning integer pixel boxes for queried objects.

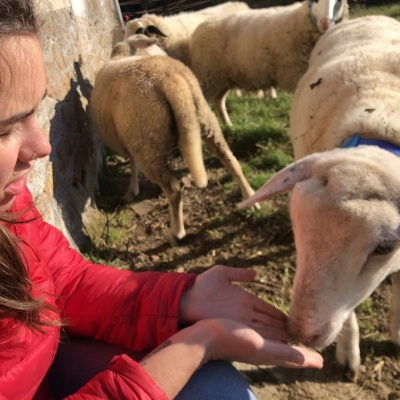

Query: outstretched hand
[198,318,323,370]
[179,265,290,341]
[139,317,323,399]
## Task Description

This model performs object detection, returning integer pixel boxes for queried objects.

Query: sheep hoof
[251,202,261,211]
[168,230,186,247]
[344,368,359,383]
[334,359,359,383]
[168,235,178,247]
[246,201,261,211]
[336,363,358,383]
[123,193,136,204]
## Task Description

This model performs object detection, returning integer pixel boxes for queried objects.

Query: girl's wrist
[138,320,220,398]
[179,284,198,325]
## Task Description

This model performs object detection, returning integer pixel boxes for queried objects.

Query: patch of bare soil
[90,154,400,400]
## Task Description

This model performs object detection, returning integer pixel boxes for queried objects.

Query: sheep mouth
[289,319,344,350]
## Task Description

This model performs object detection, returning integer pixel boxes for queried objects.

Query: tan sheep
[91,35,257,245]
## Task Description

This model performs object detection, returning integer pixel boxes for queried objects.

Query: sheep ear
[110,42,130,59]
[238,154,319,208]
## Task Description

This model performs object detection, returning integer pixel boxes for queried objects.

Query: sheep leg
[335,311,360,381]
[123,158,140,203]
[269,87,277,100]
[215,91,233,127]
[202,131,260,209]
[160,176,185,246]
[252,90,264,99]
[390,270,400,349]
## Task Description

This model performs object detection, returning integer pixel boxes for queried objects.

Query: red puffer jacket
[0,188,196,399]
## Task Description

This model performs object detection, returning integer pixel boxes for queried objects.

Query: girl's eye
[0,129,12,138]
[373,241,396,256]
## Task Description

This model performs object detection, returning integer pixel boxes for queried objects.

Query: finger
[252,298,288,322]
[250,312,287,329]
[284,345,324,369]
[220,266,257,283]
[261,341,323,369]
[251,325,291,342]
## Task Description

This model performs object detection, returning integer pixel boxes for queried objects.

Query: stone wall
[30,0,124,249]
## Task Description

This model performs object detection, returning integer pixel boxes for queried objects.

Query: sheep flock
[125,0,349,126]
[92,0,400,386]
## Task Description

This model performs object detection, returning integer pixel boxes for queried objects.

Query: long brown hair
[0,217,61,331]
[0,0,42,38]
[0,0,62,332]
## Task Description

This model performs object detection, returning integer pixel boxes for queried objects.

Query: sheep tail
[162,73,208,188]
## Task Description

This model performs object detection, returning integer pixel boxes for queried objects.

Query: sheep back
[90,55,208,187]
[189,0,322,100]
[125,2,249,66]
[290,15,400,159]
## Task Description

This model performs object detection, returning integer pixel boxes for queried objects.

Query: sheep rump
[91,39,257,244]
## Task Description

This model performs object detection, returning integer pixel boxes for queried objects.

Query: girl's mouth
[5,175,27,196]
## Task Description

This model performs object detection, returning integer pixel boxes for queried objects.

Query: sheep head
[239,145,400,349]
[310,0,349,32]
[109,35,161,60]
[124,17,168,40]
[123,34,167,57]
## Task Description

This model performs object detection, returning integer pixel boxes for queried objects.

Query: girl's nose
[28,118,52,160]
[19,127,51,163]
[34,132,52,159]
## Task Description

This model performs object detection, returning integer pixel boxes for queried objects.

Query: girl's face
[0,36,50,212]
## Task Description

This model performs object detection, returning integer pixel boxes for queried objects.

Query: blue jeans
[48,337,257,400]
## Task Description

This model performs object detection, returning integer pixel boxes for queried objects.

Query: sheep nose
[289,322,323,347]
[319,18,334,31]
[293,332,323,348]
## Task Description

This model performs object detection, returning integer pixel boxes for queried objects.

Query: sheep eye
[373,241,396,255]
[146,26,168,37]
[135,28,145,34]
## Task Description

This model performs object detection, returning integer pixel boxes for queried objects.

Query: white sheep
[91,35,257,245]
[238,15,400,379]
[189,0,349,126]
[123,1,249,66]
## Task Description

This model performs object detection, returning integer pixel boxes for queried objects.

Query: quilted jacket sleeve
[9,189,198,399]
[37,222,195,399]
[65,355,169,399]
[36,215,197,351]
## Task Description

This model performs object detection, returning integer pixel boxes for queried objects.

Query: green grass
[351,3,400,19]
[218,90,293,191]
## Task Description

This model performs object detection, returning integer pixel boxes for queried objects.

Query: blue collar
[309,0,317,25]
[341,134,400,157]
[309,0,343,27]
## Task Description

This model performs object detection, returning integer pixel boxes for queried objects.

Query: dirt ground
[89,153,400,400]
